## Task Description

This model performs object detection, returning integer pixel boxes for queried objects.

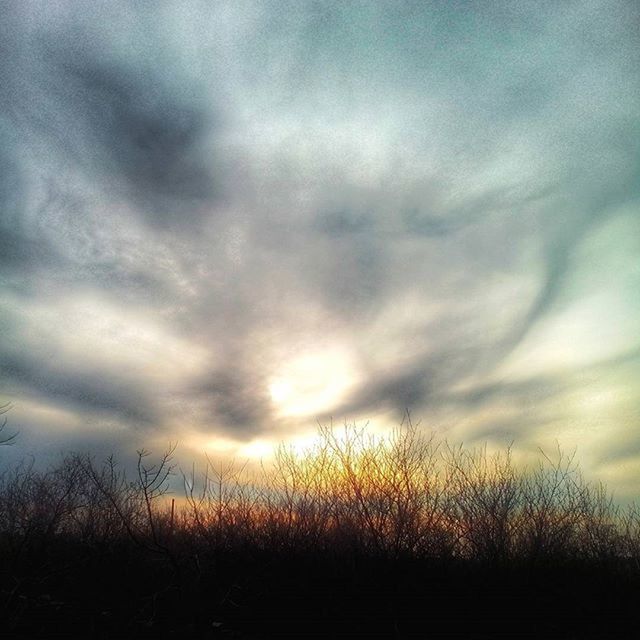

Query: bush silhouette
[0,418,638,638]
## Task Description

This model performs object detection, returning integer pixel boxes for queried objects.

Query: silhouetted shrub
[1,419,638,638]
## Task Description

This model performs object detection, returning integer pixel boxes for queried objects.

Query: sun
[268,379,293,404]
[266,346,362,418]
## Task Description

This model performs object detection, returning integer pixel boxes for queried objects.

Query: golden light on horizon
[238,439,274,460]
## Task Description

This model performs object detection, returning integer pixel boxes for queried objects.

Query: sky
[1,1,639,499]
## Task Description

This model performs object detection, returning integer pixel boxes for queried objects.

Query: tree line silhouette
[1,417,639,638]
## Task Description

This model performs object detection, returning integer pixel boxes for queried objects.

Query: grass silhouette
[1,418,639,638]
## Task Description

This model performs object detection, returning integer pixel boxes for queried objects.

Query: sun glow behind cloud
[268,347,362,418]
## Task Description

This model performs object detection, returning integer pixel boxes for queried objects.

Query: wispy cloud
[1,0,638,497]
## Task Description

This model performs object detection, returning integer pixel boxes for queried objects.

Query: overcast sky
[1,1,639,498]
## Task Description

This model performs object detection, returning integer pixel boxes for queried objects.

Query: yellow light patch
[268,346,362,418]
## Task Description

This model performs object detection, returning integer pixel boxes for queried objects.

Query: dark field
[2,421,639,638]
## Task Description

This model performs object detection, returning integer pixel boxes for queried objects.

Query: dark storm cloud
[1,1,221,233]
[335,345,475,419]
[0,122,32,270]
[0,122,21,218]
[315,208,373,236]
[56,58,218,227]
[0,128,68,297]
[194,366,272,437]
[0,346,157,426]
[495,138,640,350]
[342,364,433,416]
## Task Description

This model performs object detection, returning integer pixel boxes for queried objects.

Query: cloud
[55,57,218,227]
[0,0,638,499]
[0,346,158,427]
[191,364,272,437]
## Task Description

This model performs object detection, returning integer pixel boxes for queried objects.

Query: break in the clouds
[1,1,639,497]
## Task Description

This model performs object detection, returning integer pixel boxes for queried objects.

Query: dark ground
[3,542,638,639]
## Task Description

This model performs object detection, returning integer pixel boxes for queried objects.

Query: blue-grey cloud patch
[0,121,36,271]
[193,366,272,438]
[55,58,218,227]
[0,347,158,427]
